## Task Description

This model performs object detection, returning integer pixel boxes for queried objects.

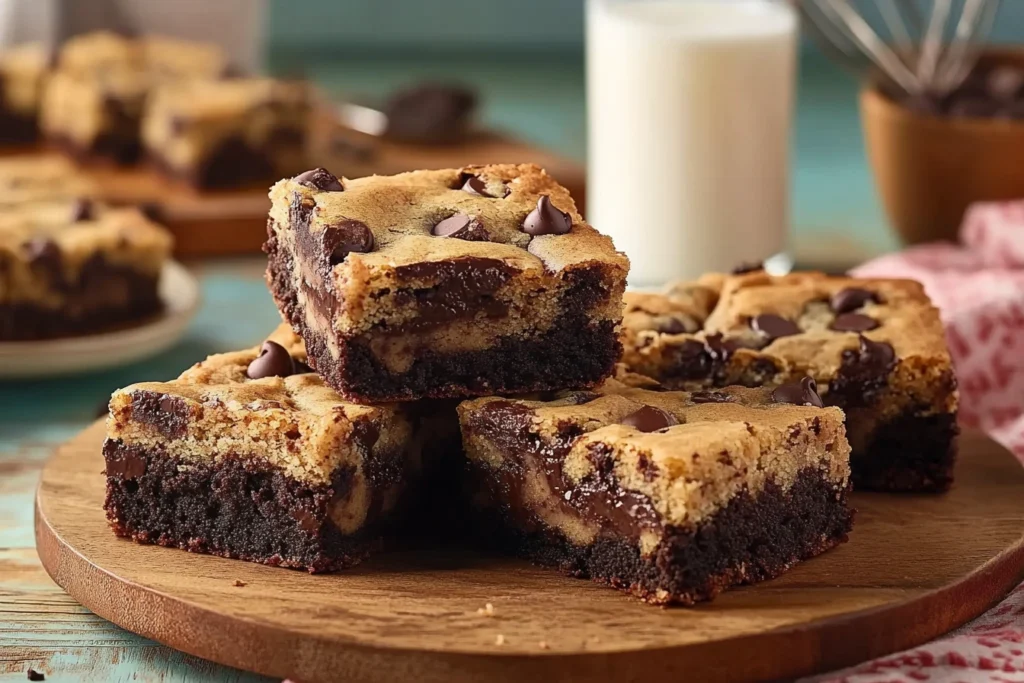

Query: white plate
[0,261,200,379]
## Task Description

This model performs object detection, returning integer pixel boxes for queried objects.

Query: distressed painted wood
[0,259,279,682]
[34,426,1024,683]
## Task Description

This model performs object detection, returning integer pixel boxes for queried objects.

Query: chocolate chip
[830,335,897,407]
[731,261,764,275]
[246,341,296,379]
[691,391,733,404]
[522,195,571,236]
[294,168,343,192]
[704,333,739,361]
[620,405,678,433]
[70,198,94,222]
[323,219,374,264]
[830,312,879,332]
[433,213,473,237]
[751,314,800,340]
[772,376,824,408]
[830,287,878,314]
[461,175,499,198]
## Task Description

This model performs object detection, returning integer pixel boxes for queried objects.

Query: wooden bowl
[861,59,1024,245]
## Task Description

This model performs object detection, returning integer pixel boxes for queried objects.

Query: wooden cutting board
[34,426,1024,683]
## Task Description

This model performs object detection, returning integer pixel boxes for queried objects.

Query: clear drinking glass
[586,0,798,286]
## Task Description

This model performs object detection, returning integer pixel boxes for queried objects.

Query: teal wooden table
[1,259,278,682]
[0,52,898,681]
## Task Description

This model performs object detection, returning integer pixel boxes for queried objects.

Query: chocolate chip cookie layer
[103,325,423,572]
[458,375,853,605]
[621,270,959,492]
[0,198,172,340]
[143,78,311,189]
[265,164,630,402]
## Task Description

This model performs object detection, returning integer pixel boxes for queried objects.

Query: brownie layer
[474,467,853,605]
[0,109,37,145]
[0,257,162,340]
[851,412,959,492]
[50,129,142,166]
[266,230,623,402]
[104,439,377,572]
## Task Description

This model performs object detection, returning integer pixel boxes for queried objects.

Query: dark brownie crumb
[103,440,373,572]
[27,669,45,681]
[471,467,852,605]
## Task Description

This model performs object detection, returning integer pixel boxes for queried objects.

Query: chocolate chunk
[731,261,764,275]
[691,391,733,404]
[522,195,571,236]
[70,198,94,222]
[106,450,146,479]
[830,287,878,314]
[772,376,824,408]
[433,213,473,237]
[830,312,879,332]
[672,334,741,381]
[830,335,897,407]
[323,219,375,264]
[620,405,678,433]
[246,341,296,379]
[26,669,45,682]
[294,168,343,192]
[383,83,477,144]
[751,314,800,340]
[461,175,498,197]
[131,392,190,439]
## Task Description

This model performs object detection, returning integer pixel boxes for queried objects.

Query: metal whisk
[796,0,1001,96]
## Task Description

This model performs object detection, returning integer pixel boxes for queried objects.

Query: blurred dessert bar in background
[0,191,172,340]
[0,43,50,145]
[143,78,311,189]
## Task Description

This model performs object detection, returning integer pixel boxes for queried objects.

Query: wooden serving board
[35,425,1024,683]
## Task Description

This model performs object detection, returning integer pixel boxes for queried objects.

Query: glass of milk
[586,0,798,286]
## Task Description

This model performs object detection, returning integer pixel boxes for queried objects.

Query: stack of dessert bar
[0,156,173,340]
[0,31,312,190]
[103,164,958,605]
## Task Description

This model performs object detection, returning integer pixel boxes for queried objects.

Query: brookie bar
[104,325,423,571]
[265,164,629,402]
[458,373,854,605]
[621,270,959,492]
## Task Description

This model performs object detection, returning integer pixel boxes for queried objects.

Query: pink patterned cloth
[807,201,1024,683]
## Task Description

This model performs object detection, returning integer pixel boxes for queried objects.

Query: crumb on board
[495,634,505,646]
[233,580,247,587]
[27,669,45,681]
[476,602,495,616]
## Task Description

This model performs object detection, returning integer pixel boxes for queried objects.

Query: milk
[586,0,797,286]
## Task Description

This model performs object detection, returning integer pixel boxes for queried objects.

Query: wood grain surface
[34,425,1024,683]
